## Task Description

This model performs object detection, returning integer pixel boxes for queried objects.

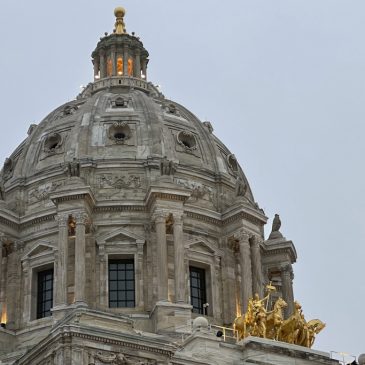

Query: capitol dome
[0,8,298,365]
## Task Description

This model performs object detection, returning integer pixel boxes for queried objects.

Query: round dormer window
[44,133,62,153]
[109,122,131,144]
[177,131,197,151]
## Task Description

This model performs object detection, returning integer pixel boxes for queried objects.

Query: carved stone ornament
[99,174,142,189]
[203,121,214,133]
[55,104,78,119]
[110,95,131,108]
[65,158,80,177]
[3,157,14,180]
[43,133,63,154]
[108,121,131,144]
[160,156,176,176]
[175,178,213,202]
[94,351,152,365]
[235,176,247,197]
[29,181,63,201]
[164,102,180,116]
[268,213,283,240]
[227,154,239,173]
[176,130,197,152]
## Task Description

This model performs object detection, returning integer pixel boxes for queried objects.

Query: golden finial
[114,6,126,34]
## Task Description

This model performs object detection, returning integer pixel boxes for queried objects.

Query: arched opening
[128,58,133,76]
[117,57,123,75]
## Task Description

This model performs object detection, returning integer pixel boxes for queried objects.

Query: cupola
[91,7,149,81]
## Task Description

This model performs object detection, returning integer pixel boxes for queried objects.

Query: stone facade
[0,7,340,365]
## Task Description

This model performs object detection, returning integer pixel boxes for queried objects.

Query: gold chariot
[233,284,325,348]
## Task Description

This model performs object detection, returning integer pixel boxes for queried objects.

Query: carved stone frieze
[93,351,155,365]
[28,181,63,202]
[175,178,214,204]
[98,174,142,190]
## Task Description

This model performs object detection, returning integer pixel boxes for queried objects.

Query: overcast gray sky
[0,0,364,360]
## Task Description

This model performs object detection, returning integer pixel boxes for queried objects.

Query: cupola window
[117,57,123,75]
[128,58,133,76]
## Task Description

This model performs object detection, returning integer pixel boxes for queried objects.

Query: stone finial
[114,6,126,34]
[268,214,283,240]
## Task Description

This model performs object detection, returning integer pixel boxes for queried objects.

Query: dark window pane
[189,266,206,314]
[37,268,54,319]
[109,259,135,308]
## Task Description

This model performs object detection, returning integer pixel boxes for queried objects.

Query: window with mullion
[109,259,135,308]
[36,268,54,319]
[189,266,206,314]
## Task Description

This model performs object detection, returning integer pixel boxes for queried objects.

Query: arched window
[117,57,123,75]
[107,58,113,76]
[128,58,133,76]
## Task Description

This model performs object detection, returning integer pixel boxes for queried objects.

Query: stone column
[123,46,129,76]
[136,241,145,308]
[55,213,69,307]
[135,49,141,78]
[281,263,294,317]
[173,213,185,303]
[154,212,168,301]
[98,243,107,309]
[74,212,88,305]
[93,56,100,79]
[6,241,23,329]
[141,58,147,80]
[251,235,264,298]
[237,232,252,313]
[100,50,106,78]
[22,259,31,323]
[111,46,116,76]
[213,255,222,320]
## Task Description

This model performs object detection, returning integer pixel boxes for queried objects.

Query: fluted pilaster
[173,213,185,303]
[74,212,88,305]
[237,231,252,313]
[281,263,294,317]
[55,213,69,307]
[154,211,168,301]
[251,235,264,297]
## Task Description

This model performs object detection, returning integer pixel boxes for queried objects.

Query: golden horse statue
[265,297,287,340]
[278,301,326,348]
[233,292,325,349]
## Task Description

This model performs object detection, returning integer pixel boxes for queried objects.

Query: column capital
[172,212,185,225]
[56,213,69,227]
[235,230,250,243]
[250,235,263,246]
[152,210,169,223]
[74,211,88,225]
[280,263,293,274]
